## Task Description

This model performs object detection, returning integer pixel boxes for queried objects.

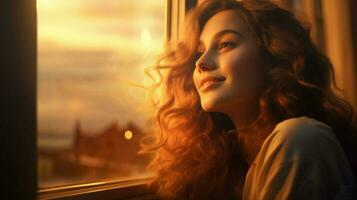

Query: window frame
[1,0,37,199]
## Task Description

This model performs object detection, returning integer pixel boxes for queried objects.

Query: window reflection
[37,0,165,188]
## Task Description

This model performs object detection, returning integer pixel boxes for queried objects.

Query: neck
[224,98,260,131]
[223,100,274,165]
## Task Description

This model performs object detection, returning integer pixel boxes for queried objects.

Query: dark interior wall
[350,0,357,68]
[0,0,37,200]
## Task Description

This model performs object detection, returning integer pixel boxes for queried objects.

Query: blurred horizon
[37,0,165,149]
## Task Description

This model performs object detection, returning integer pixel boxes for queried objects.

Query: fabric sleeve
[251,118,356,200]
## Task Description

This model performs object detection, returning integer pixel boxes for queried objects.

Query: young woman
[144,0,357,199]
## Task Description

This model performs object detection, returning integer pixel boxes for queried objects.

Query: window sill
[38,177,158,200]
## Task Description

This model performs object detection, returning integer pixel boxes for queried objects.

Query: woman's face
[193,9,266,113]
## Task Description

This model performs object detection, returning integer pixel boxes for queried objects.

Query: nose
[195,51,216,73]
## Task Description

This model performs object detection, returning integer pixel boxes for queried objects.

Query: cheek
[223,48,265,94]
[192,69,200,91]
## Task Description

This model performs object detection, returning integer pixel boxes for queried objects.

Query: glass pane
[37,0,165,188]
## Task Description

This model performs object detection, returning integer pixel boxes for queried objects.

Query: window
[37,0,165,188]
[36,0,197,199]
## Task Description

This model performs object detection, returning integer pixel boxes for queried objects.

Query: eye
[195,51,204,60]
[218,41,236,51]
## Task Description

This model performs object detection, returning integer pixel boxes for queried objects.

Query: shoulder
[257,117,344,165]
[266,117,338,152]
[246,119,357,199]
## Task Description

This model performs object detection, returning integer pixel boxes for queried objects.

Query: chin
[201,99,222,112]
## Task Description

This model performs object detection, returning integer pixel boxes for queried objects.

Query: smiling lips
[199,76,226,91]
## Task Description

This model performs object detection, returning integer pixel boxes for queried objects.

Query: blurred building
[38,121,153,187]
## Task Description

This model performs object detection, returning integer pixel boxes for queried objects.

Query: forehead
[200,9,249,43]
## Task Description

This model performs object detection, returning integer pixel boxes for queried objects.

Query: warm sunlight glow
[37,0,163,187]
[141,27,153,48]
[37,0,53,10]
[124,130,133,140]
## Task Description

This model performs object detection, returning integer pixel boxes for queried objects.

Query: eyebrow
[212,29,243,40]
[198,29,244,50]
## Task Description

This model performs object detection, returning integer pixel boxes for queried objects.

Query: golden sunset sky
[37,0,165,149]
